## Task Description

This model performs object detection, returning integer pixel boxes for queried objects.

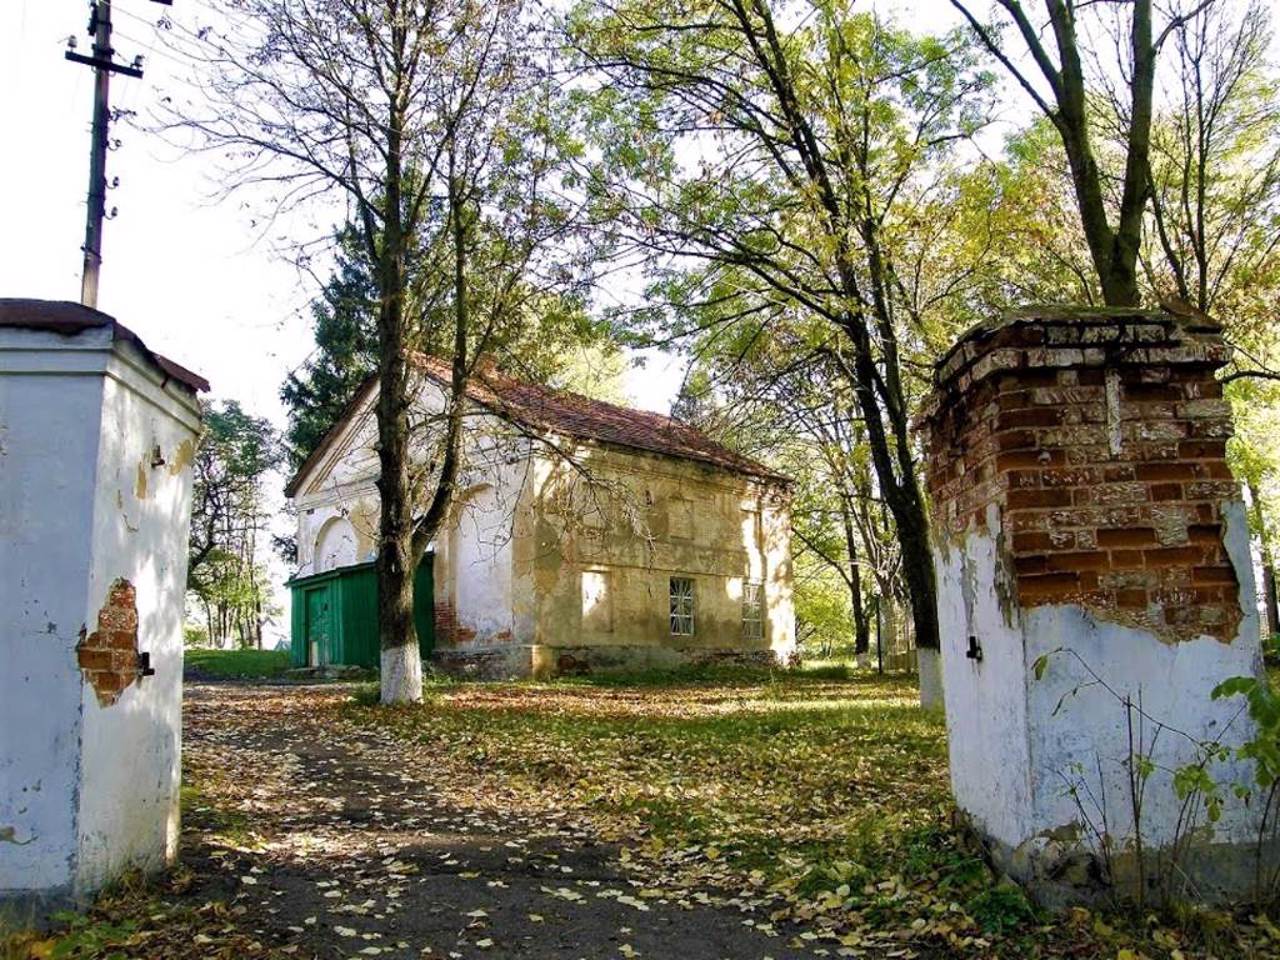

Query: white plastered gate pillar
[917,307,1268,906]
[0,300,206,924]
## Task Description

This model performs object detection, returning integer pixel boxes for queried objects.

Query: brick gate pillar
[918,307,1267,905]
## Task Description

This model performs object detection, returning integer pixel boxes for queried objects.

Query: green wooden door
[414,554,435,658]
[305,587,334,667]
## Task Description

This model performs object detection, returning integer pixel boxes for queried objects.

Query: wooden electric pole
[66,1,167,308]
[79,0,113,308]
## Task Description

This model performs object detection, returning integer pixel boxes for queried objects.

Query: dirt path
[183,683,812,960]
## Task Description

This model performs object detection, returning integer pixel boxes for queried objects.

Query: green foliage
[43,910,136,959]
[280,231,378,468]
[183,625,211,648]
[965,884,1038,935]
[1213,664,1280,791]
[187,399,281,650]
[183,648,291,680]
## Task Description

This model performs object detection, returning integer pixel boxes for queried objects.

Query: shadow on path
[181,683,812,960]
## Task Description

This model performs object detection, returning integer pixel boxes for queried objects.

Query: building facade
[285,359,795,677]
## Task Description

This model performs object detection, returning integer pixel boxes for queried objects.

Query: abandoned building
[284,357,795,677]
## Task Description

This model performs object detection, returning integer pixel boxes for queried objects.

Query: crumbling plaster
[1,325,199,911]
[290,378,795,672]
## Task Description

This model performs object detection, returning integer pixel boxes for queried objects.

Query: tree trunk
[1263,562,1279,641]
[374,103,423,705]
[840,495,870,667]
[1249,481,1280,640]
[722,0,942,697]
[835,324,942,665]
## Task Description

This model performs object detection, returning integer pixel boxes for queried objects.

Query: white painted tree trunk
[855,652,871,670]
[917,647,944,712]
[380,644,424,704]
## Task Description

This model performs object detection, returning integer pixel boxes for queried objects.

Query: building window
[742,581,764,640]
[669,577,695,636]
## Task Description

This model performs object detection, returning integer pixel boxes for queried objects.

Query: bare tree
[165,0,568,701]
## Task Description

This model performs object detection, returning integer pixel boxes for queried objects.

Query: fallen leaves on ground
[3,669,1277,959]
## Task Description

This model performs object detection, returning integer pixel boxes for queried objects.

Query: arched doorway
[314,516,357,573]
[450,484,513,643]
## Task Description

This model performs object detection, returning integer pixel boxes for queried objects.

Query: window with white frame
[669,577,695,636]
[742,581,764,640]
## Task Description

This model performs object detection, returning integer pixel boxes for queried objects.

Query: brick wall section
[919,308,1241,643]
[433,601,458,646]
[77,578,140,706]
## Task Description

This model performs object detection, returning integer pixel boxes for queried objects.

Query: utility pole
[79,0,113,308]
[66,1,167,308]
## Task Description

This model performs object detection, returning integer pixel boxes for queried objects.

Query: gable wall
[526,441,794,661]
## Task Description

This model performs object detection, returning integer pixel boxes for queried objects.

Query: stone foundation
[431,644,781,680]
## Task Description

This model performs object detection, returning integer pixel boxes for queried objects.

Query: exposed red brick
[1144,546,1207,567]
[1186,480,1238,500]
[996,449,1061,470]
[921,311,1243,643]
[76,578,139,708]
[1018,572,1083,600]
[998,408,1064,430]
[1179,439,1227,459]
[997,390,1034,411]
[1114,589,1150,608]
[1007,488,1073,509]
[1096,527,1159,548]
[1192,565,1237,585]
[1076,368,1107,385]
[1135,462,1198,482]
[995,430,1041,452]
[1110,549,1146,569]
[1187,524,1221,544]
[1015,555,1048,575]
[1186,419,1233,439]
[1123,383,1184,402]
[1044,551,1110,573]
[1013,531,1053,552]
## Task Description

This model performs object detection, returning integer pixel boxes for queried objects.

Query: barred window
[669,577,695,636]
[742,581,764,640]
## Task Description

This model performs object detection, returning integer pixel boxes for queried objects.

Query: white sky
[0,0,969,643]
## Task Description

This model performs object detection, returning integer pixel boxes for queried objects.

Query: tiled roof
[416,355,788,483]
[0,298,210,393]
[285,356,787,496]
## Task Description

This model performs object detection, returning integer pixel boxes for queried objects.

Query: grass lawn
[183,647,292,680]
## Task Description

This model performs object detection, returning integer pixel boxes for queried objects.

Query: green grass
[183,648,291,680]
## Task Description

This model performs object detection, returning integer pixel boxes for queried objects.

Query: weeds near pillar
[1211,634,1280,905]
[1034,648,1246,909]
